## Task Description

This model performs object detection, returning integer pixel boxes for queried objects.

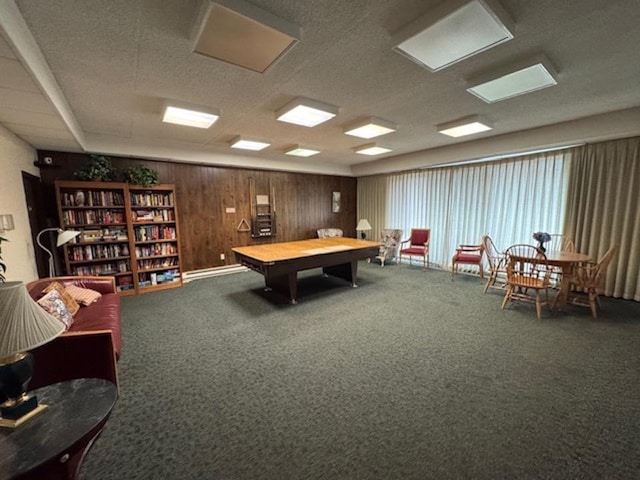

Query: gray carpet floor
[81,262,640,479]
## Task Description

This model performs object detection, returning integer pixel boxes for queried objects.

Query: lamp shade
[56,229,81,247]
[0,282,64,358]
[356,219,372,231]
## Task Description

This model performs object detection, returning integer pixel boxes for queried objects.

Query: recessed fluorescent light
[285,145,320,157]
[276,97,339,127]
[344,117,397,139]
[162,103,220,128]
[467,61,558,103]
[437,116,493,137]
[230,137,270,151]
[354,143,392,156]
[392,0,514,72]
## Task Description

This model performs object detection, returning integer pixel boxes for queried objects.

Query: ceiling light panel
[285,145,320,157]
[393,0,514,72]
[276,97,339,127]
[354,143,392,156]
[192,0,300,73]
[230,137,270,150]
[162,103,220,129]
[467,62,558,103]
[344,117,397,139]
[438,116,493,137]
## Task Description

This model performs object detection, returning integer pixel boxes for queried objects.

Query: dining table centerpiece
[532,231,551,252]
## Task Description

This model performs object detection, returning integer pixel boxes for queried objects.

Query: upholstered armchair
[399,228,430,268]
[317,228,343,238]
[375,229,402,267]
[451,243,484,280]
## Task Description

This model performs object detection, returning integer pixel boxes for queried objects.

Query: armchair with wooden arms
[399,228,430,268]
[482,235,507,293]
[563,246,617,318]
[451,243,484,281]
[547,234,575,253]
[547,234,575,287]
[501,244,552,319]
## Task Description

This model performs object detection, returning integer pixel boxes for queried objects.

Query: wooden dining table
[542,250,591,308]
[505,249,591,309]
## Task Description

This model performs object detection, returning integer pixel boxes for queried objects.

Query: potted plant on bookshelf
[74,154,117,182]
[124,165,160,187]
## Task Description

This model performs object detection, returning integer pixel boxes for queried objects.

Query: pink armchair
[399,228,431,268]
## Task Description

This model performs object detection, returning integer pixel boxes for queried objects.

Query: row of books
[133,225,176,241]
[130,192,174,207]
[137,257,179,271]
[61,190,124,207]
[135,243,178,258]
[71,261,130,276]
[116,275,134,291]
[62,209,126,226]
[138,269,180,287]
[70,227,129,244]
[68,244,129,262]
[131,209,175,222]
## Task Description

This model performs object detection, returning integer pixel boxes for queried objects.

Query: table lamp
[0,282,65,428]
[356,219,372,239]
[36,228,81,277]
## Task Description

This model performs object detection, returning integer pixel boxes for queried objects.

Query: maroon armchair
[451,243,484,281]
[399,228,431,268]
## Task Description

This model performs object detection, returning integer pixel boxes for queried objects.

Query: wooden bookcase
[128,185,182,294]
[55,180,183,295]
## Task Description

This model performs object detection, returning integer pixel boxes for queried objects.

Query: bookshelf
[54,180,183,295]
[129,185,182,293]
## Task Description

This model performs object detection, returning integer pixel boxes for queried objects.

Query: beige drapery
[564,138,640,300]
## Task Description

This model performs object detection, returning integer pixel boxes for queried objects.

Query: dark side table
[0,378,118,480]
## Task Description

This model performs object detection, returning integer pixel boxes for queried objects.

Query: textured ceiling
[1,0,640,176]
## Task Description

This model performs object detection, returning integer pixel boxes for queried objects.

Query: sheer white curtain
[360,150,571,268]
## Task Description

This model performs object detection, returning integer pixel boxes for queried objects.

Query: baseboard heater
[182,264,248,283]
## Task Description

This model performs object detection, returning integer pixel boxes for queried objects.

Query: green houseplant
[124,165,160,187]
[75,154,116,181]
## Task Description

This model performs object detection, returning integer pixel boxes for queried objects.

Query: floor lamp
[36,228,81,278]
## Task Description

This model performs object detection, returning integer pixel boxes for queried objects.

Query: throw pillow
[37,289,74,329]
[64,284,102,306]
[43,281,80,316]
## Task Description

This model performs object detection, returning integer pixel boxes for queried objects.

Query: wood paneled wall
[36,151,357,272]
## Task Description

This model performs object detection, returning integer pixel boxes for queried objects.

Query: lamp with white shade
[36,228,81,278]
[0,281,65,427]
[356,219,372,240]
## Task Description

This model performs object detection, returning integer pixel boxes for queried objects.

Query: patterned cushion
[317,228,343,238]
[64,284,103,306]
[37,289,74,329]
[43,281,80,316]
